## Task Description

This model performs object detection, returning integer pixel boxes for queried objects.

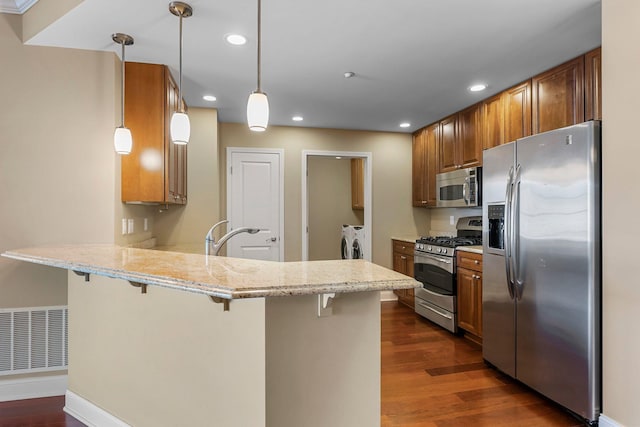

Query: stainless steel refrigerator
[482,121,601,424]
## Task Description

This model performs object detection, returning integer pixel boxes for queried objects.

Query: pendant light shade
[247,91,269,132]
[170,111,190,144]
[114,127,133,154]
[112,33,134,155]
[169,2,192,145]
[247,0,269,131]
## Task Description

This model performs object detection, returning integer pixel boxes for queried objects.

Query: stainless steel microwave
[436,166,482,207]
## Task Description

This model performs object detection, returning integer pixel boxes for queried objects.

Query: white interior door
[227,149,283,261]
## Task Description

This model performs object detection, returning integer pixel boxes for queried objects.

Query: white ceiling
[25,0,601,133]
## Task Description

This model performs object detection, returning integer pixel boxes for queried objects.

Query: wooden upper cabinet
[412,123,439,207]
[503,80,532,143]
[351,158,364,210]
[585,47,602,121]
[532,57,585,134]
[439,105,482,173]
[412,128,427,207]
[425,123,438,206]
[482,93,504,150]
[458,103,482,168]
[438,114,459,173]
[122,62,187,204]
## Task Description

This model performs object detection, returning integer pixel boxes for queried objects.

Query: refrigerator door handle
[513,164,523,299]
[504,166,515,299]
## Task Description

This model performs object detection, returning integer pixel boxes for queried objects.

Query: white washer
[351,225,366,260]
[341,225,354,259]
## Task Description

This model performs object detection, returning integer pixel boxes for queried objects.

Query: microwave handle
[463,177,470,205]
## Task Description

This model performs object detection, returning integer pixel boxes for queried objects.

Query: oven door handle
[414,254,453,265]
[416,300,453,320]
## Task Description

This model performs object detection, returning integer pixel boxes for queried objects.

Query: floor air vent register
[0,306,68,375]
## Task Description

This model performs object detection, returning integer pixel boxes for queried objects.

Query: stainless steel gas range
[414,216,482,332]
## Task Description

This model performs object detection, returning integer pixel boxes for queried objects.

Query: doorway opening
[302,150,372,262]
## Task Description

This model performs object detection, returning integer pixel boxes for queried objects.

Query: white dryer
[341,225,354,259]
[351,225,366,260]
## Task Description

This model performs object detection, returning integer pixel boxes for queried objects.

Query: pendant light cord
[257,0,261,92]
[121,41,126,127]
[179,12,184,113]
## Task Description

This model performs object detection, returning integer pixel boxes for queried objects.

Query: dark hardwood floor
[0,301,583,427]
[381,301,583,426]
[0,395,85,427]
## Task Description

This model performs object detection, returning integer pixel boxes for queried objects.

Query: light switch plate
[450,215,455,225]
[121,219,127,235]
[127,218,134,234]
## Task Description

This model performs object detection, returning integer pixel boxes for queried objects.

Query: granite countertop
[456,245,483,254]
[2,244,418,300]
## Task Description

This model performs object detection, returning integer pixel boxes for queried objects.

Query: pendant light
[169,2,193,145]
[247,0,269,131]
[112,33,134,155]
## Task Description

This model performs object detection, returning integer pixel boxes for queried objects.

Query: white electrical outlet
[128,218,135,234]
[450,215,455,225]
[122,219,127,235]
[144,218,148,232]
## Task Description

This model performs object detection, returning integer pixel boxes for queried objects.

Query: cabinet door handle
[400,256,407,260]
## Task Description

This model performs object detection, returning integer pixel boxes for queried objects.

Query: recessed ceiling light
[344,71,355,78]
[399,122,411,128]
[202,95,217,102]
[335,156,342,160]
[469,84,487,92]
[292,116,303,122]
[225,34,247,46]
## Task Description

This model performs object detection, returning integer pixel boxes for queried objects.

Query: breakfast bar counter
[2,244,418,427]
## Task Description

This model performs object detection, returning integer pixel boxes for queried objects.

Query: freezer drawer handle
[417,301,453,320]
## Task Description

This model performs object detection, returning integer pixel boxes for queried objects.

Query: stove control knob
[437,248,442,253]
[417,244,423,251]
[427,246,432,251]
[443,249,448,254]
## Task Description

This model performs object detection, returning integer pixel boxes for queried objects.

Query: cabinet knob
[474,260,480,264]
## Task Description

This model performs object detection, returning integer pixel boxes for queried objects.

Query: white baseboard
[64,390,131,427]
[598,414,623,427]
[0,374,67,402]
[380,290,398,302]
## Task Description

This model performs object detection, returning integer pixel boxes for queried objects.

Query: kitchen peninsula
[2,245,417,427]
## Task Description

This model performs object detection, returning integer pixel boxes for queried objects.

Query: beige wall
[153,108,220,246]
[601,1,639,424]
[308,157,363,261]
[0,13,116,309]
[219,123,431,267]
[428,207,482,236]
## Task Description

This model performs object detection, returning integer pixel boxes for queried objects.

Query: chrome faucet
[205,220,260,256]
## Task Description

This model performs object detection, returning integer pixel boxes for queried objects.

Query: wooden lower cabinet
[456,251,482,342]
[392,240,415,308]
